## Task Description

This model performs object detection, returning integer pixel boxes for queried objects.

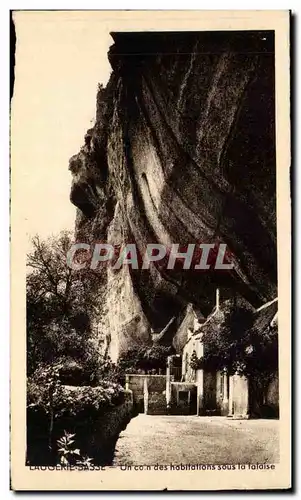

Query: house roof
[193,309,206,322]
[172,304,206,353]
[172,305,194,353]
[256,297,278,312]
[252,298,278,335]
[182,297,278,350]
[152,316,176,345]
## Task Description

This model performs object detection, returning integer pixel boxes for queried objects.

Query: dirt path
[113,415,279,466]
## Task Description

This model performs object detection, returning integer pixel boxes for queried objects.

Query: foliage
[26,232,104,377]
[189,301,278,385]
[117,344,173,375]
[57,431,81,465]
[27,357,125,464]
[28,375,124,419]
[56,431,95,467]
[26,232,131,466]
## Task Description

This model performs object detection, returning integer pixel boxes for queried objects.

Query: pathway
[113,414,279,466]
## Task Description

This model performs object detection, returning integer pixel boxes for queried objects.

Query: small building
[178,291,279,418]
[124,291,278,419]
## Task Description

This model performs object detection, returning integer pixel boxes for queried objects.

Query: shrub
[27,377,125,420]
[27,367,126,466]
[189,301,278,386]
[57,431,82,466]
[117,344,173,375]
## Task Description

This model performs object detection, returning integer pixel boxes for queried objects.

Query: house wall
[180,302,279,420]
[195,370,226,416]
[182,335,203,382]
[203,372,217,412]
[182,336,252,418]
[216,371,224,414]
[125,374,167,414]
[267,373,279,408]
[170,382,197,415]
[182,335,225,415]
[249,372,279,418]
[229,373,249,418]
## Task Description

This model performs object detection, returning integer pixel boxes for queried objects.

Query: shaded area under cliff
[69,30,276,359]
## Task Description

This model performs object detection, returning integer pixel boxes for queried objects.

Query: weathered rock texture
[69,31,277,361]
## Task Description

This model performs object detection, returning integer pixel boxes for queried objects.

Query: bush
[189,301,278,386]
[27,369,128,466]
[27,377,125,419]
[26,232,105,377]
[117,344,173,375]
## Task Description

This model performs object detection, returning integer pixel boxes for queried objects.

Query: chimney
[216,288,220,311]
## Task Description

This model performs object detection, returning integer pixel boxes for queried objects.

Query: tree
[190,301,278,386]
[26,232,104,378]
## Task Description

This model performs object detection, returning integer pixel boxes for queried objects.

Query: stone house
[125,291,278,418]
[172,291,279,418]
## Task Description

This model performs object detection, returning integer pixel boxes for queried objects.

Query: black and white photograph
[10,10,291,491]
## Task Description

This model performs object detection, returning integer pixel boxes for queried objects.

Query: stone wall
[229,374,249,419]
[249,372,279,418]
[267,373,279,413]
[27,390,134,466]
[125,374,167,414]
[170,382,197,415]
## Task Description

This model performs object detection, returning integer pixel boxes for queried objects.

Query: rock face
[69,31,277,361]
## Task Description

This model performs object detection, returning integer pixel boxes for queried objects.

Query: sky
[12,12,112,245]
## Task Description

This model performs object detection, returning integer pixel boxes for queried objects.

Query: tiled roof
[252,298,278,335]
[193,309,206,322]
[182,297,278,350]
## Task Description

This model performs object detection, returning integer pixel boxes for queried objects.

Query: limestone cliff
[69,31,277,361]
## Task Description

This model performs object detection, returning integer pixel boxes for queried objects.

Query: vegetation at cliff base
[190,301,278,393]
[26,232,128,465]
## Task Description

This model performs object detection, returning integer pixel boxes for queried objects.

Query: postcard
[10,10,291,491]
